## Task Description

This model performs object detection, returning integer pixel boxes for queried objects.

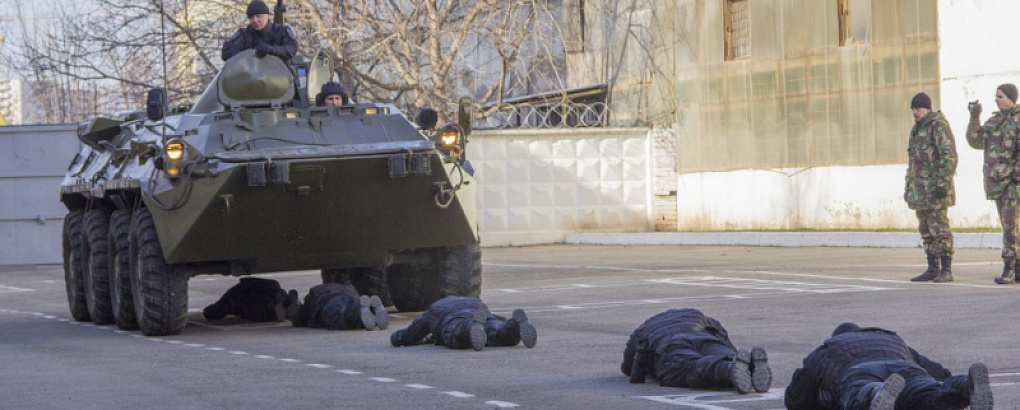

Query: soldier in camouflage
[905,93,958,283]
[965,83,1020,285]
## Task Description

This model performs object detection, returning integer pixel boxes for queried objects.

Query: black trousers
[393,310,522,349]
[651,333,736,388]
[839,360,970,410]
[292,293,362,330]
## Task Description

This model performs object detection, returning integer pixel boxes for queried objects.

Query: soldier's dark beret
[998,83,1018,104]
[247,0,271,17]
[910,93,932,110]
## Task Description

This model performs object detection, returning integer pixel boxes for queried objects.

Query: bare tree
[2,0,575,122]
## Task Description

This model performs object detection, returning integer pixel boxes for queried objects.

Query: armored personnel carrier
[60,49,481,336]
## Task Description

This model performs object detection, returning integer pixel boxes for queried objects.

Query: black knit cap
[246,0,271,17]
[998,83,1019,104]
[320,82,343,98]
[910,92,932,110]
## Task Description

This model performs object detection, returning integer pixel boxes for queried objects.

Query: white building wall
[673,2,1019,231]
[467,128,653,246]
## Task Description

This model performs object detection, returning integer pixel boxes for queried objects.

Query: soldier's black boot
[869,373,905,410]
[933,255,954,283]
[750,346,772,393]
[968,363,994,410]
[994,260,1016,284]
[730,350,753,394]
[911,255,939,281]
[630,338,649,383]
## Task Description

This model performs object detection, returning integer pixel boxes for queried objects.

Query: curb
[564,232,1003,248]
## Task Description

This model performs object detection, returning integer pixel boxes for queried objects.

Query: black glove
[934,187,948,199]
[969,100,982,118]
[255,43,271,58]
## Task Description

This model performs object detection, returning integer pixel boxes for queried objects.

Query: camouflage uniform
[905,111,957,257]
[966,106,1020,262]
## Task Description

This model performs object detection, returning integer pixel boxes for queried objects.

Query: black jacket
[221,22,297,62]
[785,327,953,410]
[399,296,488,345]
[621,309,734,376]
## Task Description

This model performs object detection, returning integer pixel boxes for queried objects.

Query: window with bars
[725,0,750,60]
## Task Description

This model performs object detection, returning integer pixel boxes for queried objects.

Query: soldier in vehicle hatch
[622,308,771,394]
[785,322,992,410]
[315,82,350,107]
[904,92,958,283]
[290,281,388,331]
[203,277,300,322]
[390,296,537,351]
[221,0,297,62]
[966,84,1020,284]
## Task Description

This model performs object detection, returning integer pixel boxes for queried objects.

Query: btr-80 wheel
[62,210,91,322]
[84,209,115,324]
[129,208,188,336]
[386,245,481,312]
[108,209,138,330]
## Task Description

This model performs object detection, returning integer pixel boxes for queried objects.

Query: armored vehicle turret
[60,49,480,336]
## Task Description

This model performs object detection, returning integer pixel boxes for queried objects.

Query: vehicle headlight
[433,124,465,160]
[164,138,186,179]
[440,129,459,146]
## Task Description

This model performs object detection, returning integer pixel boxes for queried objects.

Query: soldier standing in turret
[966,84,1020,284]
[221,0,297,62]
[905,93,958,283]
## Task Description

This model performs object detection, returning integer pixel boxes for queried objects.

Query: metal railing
[475,100,608,129]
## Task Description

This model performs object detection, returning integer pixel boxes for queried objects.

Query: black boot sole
[359,295,376,330]
[869,373,905,410]
[731,350,752,394]
[969,363,994,410]
[371,295,388,330]
[750,346,772,392]
[469,309,487,351]
[513,309,537,348]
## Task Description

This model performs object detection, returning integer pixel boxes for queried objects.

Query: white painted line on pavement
[11,309,540,410]
[753,270,1005,289]
[637,390,785,408]
[992,372,1020,377]
[485,400,520,408]
[0,285,35,293]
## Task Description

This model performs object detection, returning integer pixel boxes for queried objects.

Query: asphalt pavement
[1,245,1017,409]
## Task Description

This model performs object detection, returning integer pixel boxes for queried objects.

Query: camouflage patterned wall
[603,0,939,172]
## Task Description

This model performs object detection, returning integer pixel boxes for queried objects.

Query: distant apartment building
[0,79,22,125]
